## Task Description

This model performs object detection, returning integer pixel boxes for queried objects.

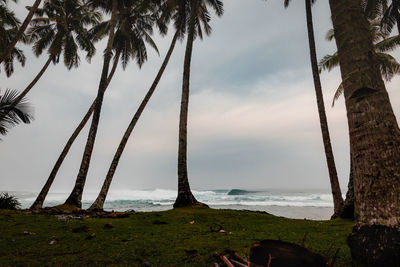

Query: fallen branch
[219,253,234,267]
[230,258,247,267]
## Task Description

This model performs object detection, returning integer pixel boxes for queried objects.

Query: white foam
[10,189,340,209]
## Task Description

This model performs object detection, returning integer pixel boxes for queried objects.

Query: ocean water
[8,189,337,220]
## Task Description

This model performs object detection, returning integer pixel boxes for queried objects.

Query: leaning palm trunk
[89,31,180,211]
[64,0,118,208]
[304,0,344,218]
[340,154,354,219]
[329,0,400,264]
[0,0,42,64]
[173,0,202,208]
[0,55,52,122]
[29,52,120,210]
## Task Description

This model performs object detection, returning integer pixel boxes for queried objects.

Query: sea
[8,189,337,220]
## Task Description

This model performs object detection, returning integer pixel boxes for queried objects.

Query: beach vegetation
[0,192,20,210]
[0,208,353,266]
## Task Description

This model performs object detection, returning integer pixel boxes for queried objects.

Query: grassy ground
[0,207,353,266]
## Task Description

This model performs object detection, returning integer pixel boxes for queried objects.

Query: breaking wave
[12,189,337,211]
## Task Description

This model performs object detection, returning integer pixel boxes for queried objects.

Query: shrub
[0,193,21,210]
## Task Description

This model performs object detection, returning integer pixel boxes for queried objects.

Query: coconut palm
[63,0,119,208]
[0,0,100,124]
[319,20,400,220]
[89,0,185,211]
[0,0,42,64]
[32,0,160,210]
[0,0,26,77]
[284,0,344,217]
[320,21,400,106]
[174,0,223,208]
[0,89,33,137]
[29,53,120,210]
[329,0,400,264]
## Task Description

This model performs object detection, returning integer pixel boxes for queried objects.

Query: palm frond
[375,35,400,52]
[332,83,344,107]
[318,53,339,73]
[376,52,400,81]
[0,89,34,137]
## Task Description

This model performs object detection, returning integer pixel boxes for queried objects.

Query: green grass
[0,208,353,266]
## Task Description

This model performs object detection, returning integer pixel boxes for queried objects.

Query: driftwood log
[249,240,328,267]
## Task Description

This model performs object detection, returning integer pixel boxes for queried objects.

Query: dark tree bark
[64,0,119,208]
[0,56,52,122]
[339,153,355,219]
[329,0,400,264]
[89,31,180,211]
[29,52,120,210]
[0,0,42,64]
[304,0,344,218]
[173,0,203,208]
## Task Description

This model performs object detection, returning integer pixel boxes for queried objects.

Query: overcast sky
[1,0,400,194]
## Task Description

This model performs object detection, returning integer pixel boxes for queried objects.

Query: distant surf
[5,189,338,219]
[10,189,335,209]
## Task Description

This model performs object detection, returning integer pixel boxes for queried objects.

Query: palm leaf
[332,83,344,107]
[0,89,34,137]
[375,35,400,52]
[318,53,339,73]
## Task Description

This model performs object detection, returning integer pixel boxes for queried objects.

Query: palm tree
[89,0,184,211]
[320,21,400,106]
[31,0,160,210]
[174,0,223,208]
[0,0,42,64]
[329,0,400,264]
[0,0,100,124]
[29,53,120,210]
[0,89,33,137]
[0,0,26,77]
[63,0,119,208]
[320,21,400,220]
[284,0,344,217]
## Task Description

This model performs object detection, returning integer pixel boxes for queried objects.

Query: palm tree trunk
[29,52,120,210]
[0,0,41,64]
[64,0,118,208]
[340,153,355,219]
[0,55,52,122]
[89,31,180,211]
[329,0,400,264]
[304,0,344,218]
[173,0,203,208]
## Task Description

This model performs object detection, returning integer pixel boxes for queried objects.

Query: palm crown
[27,0,101,69]
[0,0,26,77]
[161,0,223,40]
[320,20,400,106]
[89,0,160,69]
